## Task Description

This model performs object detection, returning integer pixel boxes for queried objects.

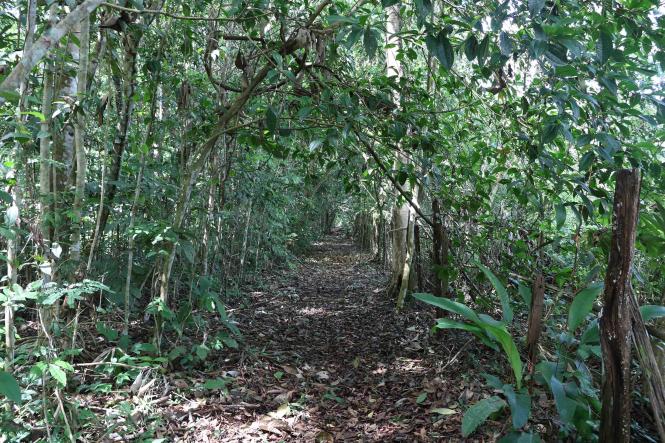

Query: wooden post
[599,168,641,443]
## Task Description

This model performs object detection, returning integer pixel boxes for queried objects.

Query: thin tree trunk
[431,198,445,297]
[38,3,57,282]
[526,273,545,366]
[124,154,146,334]
[70,15,90,270]
[6,0,37,373]
[239,200,254,283]
[97,36,139,237]
[414,222,422,292]
[599,168,641,443]
[201,154,218,277]
[86,151,106,273]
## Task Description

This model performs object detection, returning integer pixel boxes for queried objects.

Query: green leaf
[265,106,278,134]
[426,31,454,70]
[363,27,378,59]
[462,396,506,437]
[482,323,523,389]
[499,32,513,56]
[0,371,21,403]
[550,376,577,424]
[49,364,67,387]
[413,293,482,323]
[567,282,603,332]
[464,35,478,61]
[381,0,399,6]
[555,204,566,230]
[503,384,531,428]
[416,392,427,404]
[53,360,74,372]
[640,305,665,322]
[596,29,613,64]
[477,35,490,64]
[476,263,513,323]
[203,378,230,391]
[528,0,545,16]
[517,282,532,308]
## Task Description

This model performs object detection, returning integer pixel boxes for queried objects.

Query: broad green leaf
[477,35,490,64]
[503,384,531,428]
[567,282,603,332]
[427,32,454,70]
[0,371,21,403]
[413,293,482,323]
[53,360,74,372]
[482,323,523,389]
[475,263,513,323]
[596,29,613,64]
[464,35,478,61]
[640,305,665,322]
[517,282,531,308]
[528,0,545,16]
[434,318,499,351]
[363,27,378,59]
[462,396,506,437]
[416,392,427,404]
[265,106,278,134]
[203,378,230,391]
[49,364,67,387]
[550,376,577,424]
[555,204,566,230]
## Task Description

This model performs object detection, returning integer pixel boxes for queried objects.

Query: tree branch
[0,0,105,100]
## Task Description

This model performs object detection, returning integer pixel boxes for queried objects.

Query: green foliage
[0,371,21,403]
[462,396,506,437]
[475,262,513,323]
[414,293,522,389]
[567,282,604,332]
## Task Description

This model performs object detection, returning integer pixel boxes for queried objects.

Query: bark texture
[599,168,641,443]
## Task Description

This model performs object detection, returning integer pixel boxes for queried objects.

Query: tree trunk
[526,272,545,366]
[5,0,37,373]
[414,222,422,292]
[431,198,446,297]
[97,34,140,237]
[599,168,641,443]
[70,15,90,271]
[385,4,416,309]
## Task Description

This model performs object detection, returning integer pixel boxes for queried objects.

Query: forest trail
[169,233,497,442]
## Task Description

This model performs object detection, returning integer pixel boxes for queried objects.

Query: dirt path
[170,234,496,442]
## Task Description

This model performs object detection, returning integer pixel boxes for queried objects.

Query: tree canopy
[0,0,664,440]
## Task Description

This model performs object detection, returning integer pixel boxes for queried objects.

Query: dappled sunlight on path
[169,234,499,442]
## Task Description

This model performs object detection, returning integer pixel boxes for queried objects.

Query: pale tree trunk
[201,153,219,277]
[50,9,81,268]
[0,0,104,99]
[5,0,36,373]
[239,199,254,284]
[70,15,90,270]
[385,5,417,309]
